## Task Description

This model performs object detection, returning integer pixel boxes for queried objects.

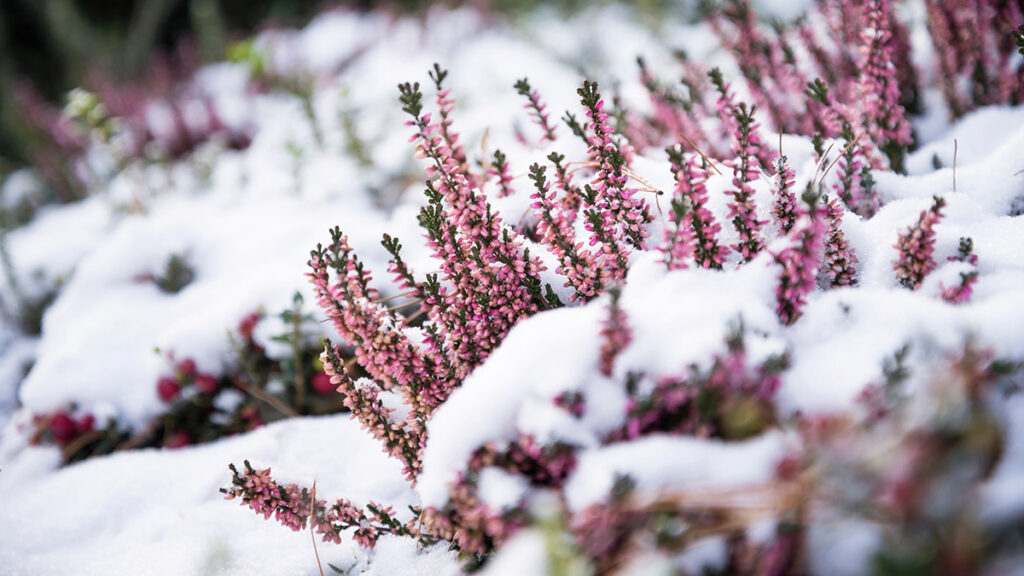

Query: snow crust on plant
[564,431,790,512]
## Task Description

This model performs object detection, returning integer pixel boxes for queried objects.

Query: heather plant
[219,0,1024,567]
[25,296,342,463]
[894,196,945,290]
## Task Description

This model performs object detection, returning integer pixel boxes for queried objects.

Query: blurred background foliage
[0,0,328,174]
[0,0,679,185]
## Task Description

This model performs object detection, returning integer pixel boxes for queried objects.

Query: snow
[0,1,1022,574]
[563,432,791,513]
[0,415,446,575]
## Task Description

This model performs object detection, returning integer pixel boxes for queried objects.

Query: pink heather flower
[637,56,712,155]
[308,231,444,408]
[529,163,603,301]
[222,461,418,548]
[726,102,767,262]
[599,289,631,377]
[773,193,827,325]
[940,237,979,304]
[667,146,729,269]
[819,195,859,288]
[398,73,548,380]
[894,196,946,290]
[923,0,1020,117]
[710,67,777,172]
[489,150,515,198]
[515,78,557,144]
[660,193,696,271]
[709,1,806,135]
[833,123,881,218]
[940,272,978,304]
[421,434,576,555]
[547,151,582,222]
[578,81,652,255]
[857,0,913,173]
[772,155,799,235]
[613,326,782,441]
[554,391,586,418]
[322,345,423,480]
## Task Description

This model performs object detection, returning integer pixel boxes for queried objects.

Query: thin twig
[814,142,837,181]
[236,380,300,418]
[372,291,420,305]
[817,133,863,187]
[60,429,104,461]
[311,480,325,576]
[386,298,422,313]
[953,138,958,193]
[116,417,162,452]
[229,332,301,418]
[679,133,724,175]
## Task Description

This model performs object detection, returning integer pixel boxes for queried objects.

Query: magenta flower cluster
[223,0,1024,564]
[940,237,979,304]
[222,460,420,548]
[773,193,827,325]
[894,196,945,290]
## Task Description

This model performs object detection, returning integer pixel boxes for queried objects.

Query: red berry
[194,374,219,394]
[49,412,76,445]
[157,377,180,402]
[178,358,197,377]
[311,371,335,395]
[238,312,261,340]
[165,431,191,449]
[75,414,96,434]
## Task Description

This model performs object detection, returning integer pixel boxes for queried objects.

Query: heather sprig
[578,80,652,252]
[819,194,859,288]
[598,288,631,377]
[489,149,515,198]
[660,193,696,271]
[727,102,767,262]
[637,56,711,155]
[322,346,425,480]
[222,460,425,548]
[546,151,582,220]
[773,189,827,325]
[940,236,979,304]
[771,154,798,235]
[711,0,801,134]
[665,144,728,269]
[514,77,557,144]
[528,163,602,301]
[894,196,946,290]
[857,0,913,173]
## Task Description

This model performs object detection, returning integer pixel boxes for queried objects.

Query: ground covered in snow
[1,1,1023,575]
